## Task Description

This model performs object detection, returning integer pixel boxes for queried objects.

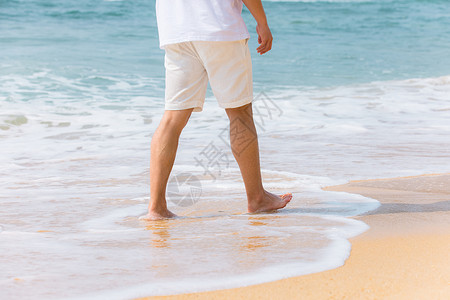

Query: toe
[280,193,293,202]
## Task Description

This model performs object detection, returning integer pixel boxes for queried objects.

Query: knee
[225,103,252,120]
[160,109,193,133]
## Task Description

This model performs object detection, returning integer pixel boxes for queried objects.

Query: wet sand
[138,173,450,300]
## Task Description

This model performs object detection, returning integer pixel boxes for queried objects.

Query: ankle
[148,202,168,214]
[247,190,266,205]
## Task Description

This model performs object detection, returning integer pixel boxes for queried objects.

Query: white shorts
[164,38,253,112]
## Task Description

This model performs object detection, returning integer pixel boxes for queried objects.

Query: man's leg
[142,108,194,220]
[225,103,292,213]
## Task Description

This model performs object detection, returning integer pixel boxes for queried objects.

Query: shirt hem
[159,33,251,49]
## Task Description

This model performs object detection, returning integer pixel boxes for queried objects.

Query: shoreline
[138,173,450,300]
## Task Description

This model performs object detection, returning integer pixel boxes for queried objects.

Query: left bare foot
[139,209,177,221]
[248,191,292,213]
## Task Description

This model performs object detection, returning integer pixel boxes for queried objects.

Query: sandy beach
[139,173,450,300]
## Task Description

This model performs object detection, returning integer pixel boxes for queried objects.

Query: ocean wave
[1,65,449,299]
[1,164,378,299]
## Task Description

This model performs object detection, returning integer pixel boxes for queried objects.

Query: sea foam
[2,72,450,298]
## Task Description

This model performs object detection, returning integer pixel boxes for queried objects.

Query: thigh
[164,42,208,112]
[195,39,253,109]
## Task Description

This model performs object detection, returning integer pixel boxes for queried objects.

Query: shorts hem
[218,95,253,109]
[165,102,204,112]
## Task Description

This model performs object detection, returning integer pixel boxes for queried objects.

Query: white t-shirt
[155,0,250,49]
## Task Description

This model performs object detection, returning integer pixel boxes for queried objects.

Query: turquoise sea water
[2,0,450,90]
[1,0,449,299]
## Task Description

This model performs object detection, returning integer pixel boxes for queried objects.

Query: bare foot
[139,209,177,221]
[248,191,292,213]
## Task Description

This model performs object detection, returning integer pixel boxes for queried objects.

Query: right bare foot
[248,191,292,213]
[139,209,177,221]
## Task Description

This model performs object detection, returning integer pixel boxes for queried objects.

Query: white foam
[62,216,370,300]
[1,164,379,299]
[2,73,449,299]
